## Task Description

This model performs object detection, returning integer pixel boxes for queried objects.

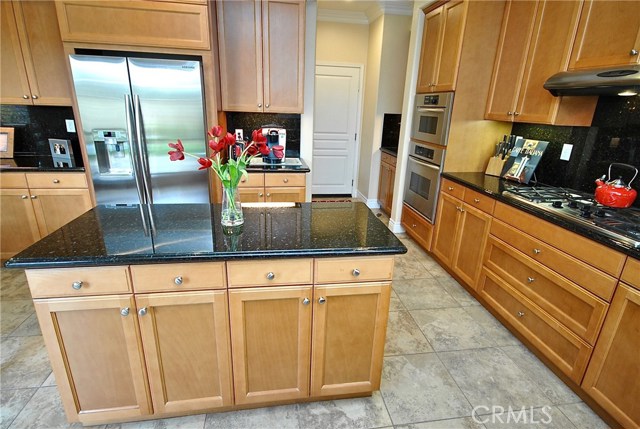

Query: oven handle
[409,156,441,171]
[416,107,446,113]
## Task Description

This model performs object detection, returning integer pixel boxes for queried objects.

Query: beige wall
[316,21,369,64]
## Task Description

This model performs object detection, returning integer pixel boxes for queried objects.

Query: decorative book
[501,138,549,184]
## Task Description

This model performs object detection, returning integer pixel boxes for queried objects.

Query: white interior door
[312,65,361,195]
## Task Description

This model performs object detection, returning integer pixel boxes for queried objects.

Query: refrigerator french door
[69,55,209,205]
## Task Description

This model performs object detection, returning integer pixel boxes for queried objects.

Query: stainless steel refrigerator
[69,55,209,205]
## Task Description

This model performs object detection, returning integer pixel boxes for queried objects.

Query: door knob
[138,307,148,316]
[72,281,83,290]
[174,276,183,285]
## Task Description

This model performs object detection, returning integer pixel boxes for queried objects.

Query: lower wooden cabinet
[582,282,640,428]
[234,172,306,203]
[401,203,433,252]
[136,291,233,413]
[30,188,92,236]
[34,295,151,425]
[377,152,396,215]
[432,192,462,266]
[0,188,41,259]
[265,186,306,203]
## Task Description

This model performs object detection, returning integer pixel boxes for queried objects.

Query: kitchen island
[5,202,406,426]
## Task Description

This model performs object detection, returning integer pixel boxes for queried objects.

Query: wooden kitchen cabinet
[217,0,305,113]
[432,192,462,267]
[136,291,233,413]
[377,152,396,215]
[228,285,312,404]
[0,1,72,105]
[416,0,468,93]
[34,294,151,425]
[30,188,93,237]
[234,172,306,203]
[485,0,596,126]
[582,281,640,428]
[569,0,640,69]
[401,203,433,252]
[0,186,41,260]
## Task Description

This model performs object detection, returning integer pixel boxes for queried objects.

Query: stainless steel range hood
[544,65,640,96]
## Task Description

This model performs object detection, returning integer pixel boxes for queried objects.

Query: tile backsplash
[512,95,640,207]
[0,105,83,165]
[225,112,300,157]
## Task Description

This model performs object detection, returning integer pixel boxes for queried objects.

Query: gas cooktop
[502,184,640,249]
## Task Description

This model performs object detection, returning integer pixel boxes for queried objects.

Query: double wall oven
[404,92,453,222]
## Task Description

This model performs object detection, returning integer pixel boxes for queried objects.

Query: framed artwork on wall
[0,127,15,158]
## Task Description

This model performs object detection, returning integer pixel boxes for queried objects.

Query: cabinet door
[451,203,492,289]
[136,291,233,413]
[265,186,306,203]
[432,192,462,267]
[416,6,442,93]
[433,0,468,92]
[569,0,640,69]
[386,164,396,213]
[0,2,32,105]
[378,162,391,214]
[582,283,640,428]
[229,286,312,404]
[14,1,72,105]
[217,0,263,112]
[262,0,305,113]
[0,188,41,259]
[485,1,538,122]
[311,283,391,396]
[239,187,265,203]
[34,295,150,425]
[515,0,582,124]
[30,188,93,237]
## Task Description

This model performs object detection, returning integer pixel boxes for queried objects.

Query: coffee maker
[261,125,286,163]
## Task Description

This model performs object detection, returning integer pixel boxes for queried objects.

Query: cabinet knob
[31,95,38,99]
[120,307,130,317]
[138,307,148,316]
[265,104,270,108]
[30,195,37,199]
[318,297,326,304]
[174,276,183,285]
[473,198,480,203]
[412,223,417,228]
[72,281,83,290]
[21,195,28,199]
[259,192,264,197]
[302,297,310,305]
[448,186,454,191]
[631,49,639,56]
[53,179,60,184]
[352,268,360,277]
[283,178,288,183]
[533,248,541,255]
[241,178,246,182]
[527,277,535,283]
[22,95,29,99]
[258,103,262,108]
[266,272,275,280]
[266,193,271,197]
[514,112,520,116]
[517,311,525,318]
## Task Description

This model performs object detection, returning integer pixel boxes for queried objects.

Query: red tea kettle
[594,163,638,208]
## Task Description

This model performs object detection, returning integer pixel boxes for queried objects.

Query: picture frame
[0,127,15,159]
[49,138,73,158]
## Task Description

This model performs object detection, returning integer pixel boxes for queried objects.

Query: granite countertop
[246,157,310,173]
[5,202,407,269]
[442,172,639,259]
[0,155,85,172]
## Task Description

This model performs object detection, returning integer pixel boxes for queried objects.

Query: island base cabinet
[136,291,233,414]
[229,286,312,405]
[582,283,640,428]
[33,295,151,425]
[311,283,391,397]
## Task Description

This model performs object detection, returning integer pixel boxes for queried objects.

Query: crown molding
[317,8,369,24]
[318,1,413,24]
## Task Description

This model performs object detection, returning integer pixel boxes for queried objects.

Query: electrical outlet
[560,144,573,161]
[235,129,243,141]
[65,119,76,133]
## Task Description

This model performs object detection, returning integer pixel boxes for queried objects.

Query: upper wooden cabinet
[0,1,72,106]
[217,0,305,113]
[416,0,468,93]
[569,0,640,69]
[55,1,210,50]
[485,0,596,126]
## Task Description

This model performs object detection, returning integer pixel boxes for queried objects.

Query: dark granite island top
[5,202,406,269]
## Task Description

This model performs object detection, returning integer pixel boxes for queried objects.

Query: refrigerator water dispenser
[93,129,132,175]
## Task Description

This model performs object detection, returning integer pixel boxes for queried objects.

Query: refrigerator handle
[125,95,148,207]
[134,95,154,204]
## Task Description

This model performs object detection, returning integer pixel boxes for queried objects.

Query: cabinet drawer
[1,173,27,188]
[239,173,264,188]
[463,189,495,214]
[130,263,226,292]
[484,236,608,344]
[264,173,305,187]
[621,257,640,290]
[315,257,394,284]
[227,258,313,287]
[490,219,618,301]
[440,178,465,199]
[381,152,397,167]
[401,203,433,252]
[26,266,131,298]
[494,202,625,278]
[478,268,593,384]
[26,173,87,189]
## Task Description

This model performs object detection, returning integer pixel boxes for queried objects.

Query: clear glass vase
[221,184,244,226]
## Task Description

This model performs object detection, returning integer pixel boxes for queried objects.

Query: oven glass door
[412,107,446,145]
[403,156,440,222]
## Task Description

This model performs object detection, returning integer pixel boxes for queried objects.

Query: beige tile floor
[0,221,611,429]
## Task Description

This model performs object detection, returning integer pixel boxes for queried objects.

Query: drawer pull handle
[72,281,83,290]
[533,248,541,255]
[283,178,289,183]
[120,307,130,317]
[473,198,480,203]
[527,277,535,283]
[517,311,525,317]
[53,179,60,184]
[448,186,454,191]
[138,307,148,316]
[352,268,360,277]
[174,276,183,285]
[318,297,326,304]
[266,272,275,280]
[302,298,310,305]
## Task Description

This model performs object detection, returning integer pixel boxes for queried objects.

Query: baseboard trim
[358,191,380,209]
[388,218,405,233]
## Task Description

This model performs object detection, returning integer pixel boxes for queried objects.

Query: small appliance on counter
[261,124,287,163]
[594,163,638,208]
